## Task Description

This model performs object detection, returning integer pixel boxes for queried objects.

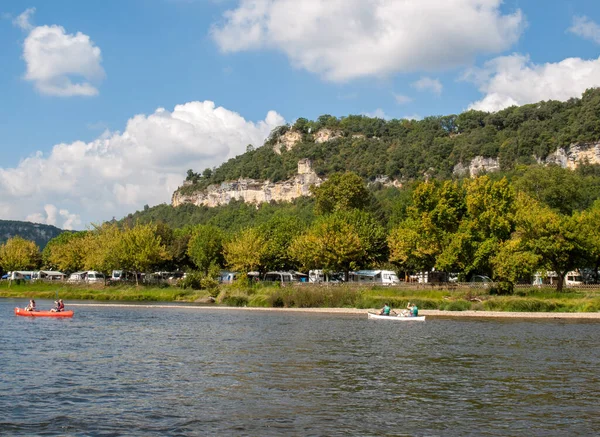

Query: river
[1,298,599,436]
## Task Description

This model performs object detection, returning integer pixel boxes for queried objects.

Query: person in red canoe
[50,299,64,312]
[24,299,36,311]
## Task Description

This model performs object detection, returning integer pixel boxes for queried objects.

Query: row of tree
[3,170,600,292]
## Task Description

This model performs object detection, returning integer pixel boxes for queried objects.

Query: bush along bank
[2,282,600,312]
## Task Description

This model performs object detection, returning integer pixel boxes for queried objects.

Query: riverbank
[3,281,600,315]
[64,303,600,319]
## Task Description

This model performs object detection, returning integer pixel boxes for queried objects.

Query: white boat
[368,312,426,321]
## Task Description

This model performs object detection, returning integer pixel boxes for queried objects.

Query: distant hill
[0,220,64,249]
[172,88,600,208]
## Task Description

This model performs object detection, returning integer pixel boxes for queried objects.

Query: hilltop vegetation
[180,88,600,195]
[0,220,64,249]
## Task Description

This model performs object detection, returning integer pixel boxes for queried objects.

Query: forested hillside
[0,220,63,249]
[180,88,600,195]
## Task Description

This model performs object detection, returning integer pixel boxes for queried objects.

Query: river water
[1,298,599,436]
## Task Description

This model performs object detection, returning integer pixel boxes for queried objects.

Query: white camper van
[349,270,399,285]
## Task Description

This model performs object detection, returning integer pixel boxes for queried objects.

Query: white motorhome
[349,270,400,285]
[533,271,583,287]
[67,271,105,283]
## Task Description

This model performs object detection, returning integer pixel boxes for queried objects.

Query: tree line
[4,167,600,292]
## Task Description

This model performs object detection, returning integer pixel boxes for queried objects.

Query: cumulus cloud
[466,54,600,112]
[16,8,105,96]
[26,204,81,230]
[569,16,600,45]
[12,7,35,31]
[412,77,443,95]
[0,102,285,229]
[211,0,523,81]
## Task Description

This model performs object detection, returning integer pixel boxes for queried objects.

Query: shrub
[489,281,514,295]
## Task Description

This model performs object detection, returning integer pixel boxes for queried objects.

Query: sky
[0,0,599,230]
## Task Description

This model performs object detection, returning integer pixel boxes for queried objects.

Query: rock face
[453,157,501,178]
[314,128,342,143]
[453,142,600,177]
[172,159,322,208]
[273,130,303,154]
[545,142,600,169]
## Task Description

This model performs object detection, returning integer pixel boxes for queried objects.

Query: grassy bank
[0,281,209,302]
[2,281,600,312]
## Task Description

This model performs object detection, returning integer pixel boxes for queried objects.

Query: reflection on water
[1,299,599,436]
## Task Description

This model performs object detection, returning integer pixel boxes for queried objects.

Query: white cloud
[412,77,442,95]
[466,54,600,112]
[26,204,82,230]
[393,93,412,104]
[569,16,600,45]
[12,7,35,31]
[18,8,105,96]
[363,108,391,120]
[211,0,523,81]
[0,102,285,230]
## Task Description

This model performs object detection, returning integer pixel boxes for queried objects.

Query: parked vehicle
[264,271,295,283]
[348,270,399,285]
[533,271,583,287]
[86,271,105,283]
[67,271,105,283]
[308,270,343,283]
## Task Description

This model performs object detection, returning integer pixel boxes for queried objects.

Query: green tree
[575,200,600,282]
[117,223,170,285]
[223,227,267,275]
[43,231,87,273]
[311,172,371,215]
[289,214,364,280]
[258,215,305,271]
[187,225,225,274]
[82,223,123,279]
[0,236,41,273]
[514,194,585,291]
[491,238,540,285]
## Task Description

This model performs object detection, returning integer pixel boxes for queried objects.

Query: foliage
[187,225,225,274]
[223,227,267,273]
[0,236,41,272]
[258,215,305,271]
[512,193,586,291]
[289,213,365,278]
[311,171,372,215]
[173,88,600,200]
[116,222,171,283]
[42,231,88,272]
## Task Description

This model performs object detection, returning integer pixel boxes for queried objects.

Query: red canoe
[14,307,74,318]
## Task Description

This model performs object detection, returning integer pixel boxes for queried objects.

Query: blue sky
[0,0,599,229]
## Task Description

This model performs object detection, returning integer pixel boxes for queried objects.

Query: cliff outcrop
[172,159,322,208]
[453,142,600,177]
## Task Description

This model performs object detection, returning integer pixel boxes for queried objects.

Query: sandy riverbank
[66,303,600,319]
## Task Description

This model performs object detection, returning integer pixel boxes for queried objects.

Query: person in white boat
[380,303,399,316]
[406,302,418,317]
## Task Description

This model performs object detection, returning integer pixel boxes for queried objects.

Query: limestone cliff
[172,159,322,207]
[453,142,600,177]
